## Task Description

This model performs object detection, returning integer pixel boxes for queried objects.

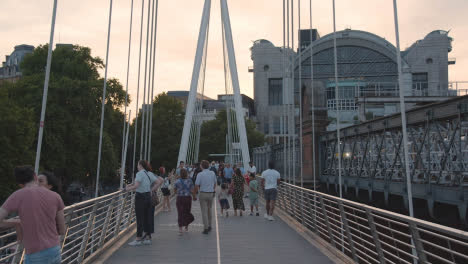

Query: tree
[1,44,129,201]
[129,93,185,174]
[198,109,265,162]
[0,86,36,202]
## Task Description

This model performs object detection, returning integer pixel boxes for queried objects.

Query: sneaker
[128,240,142,246]
[249,212,253,216]
[256,212,259,216]
[207,226,212,232]
[268,215,275,221]
[226,212,229,217]
[264,213,269,219]
[202,229,209,235]
[142,239,152,245]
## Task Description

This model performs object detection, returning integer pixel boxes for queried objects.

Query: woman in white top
[124,160,163,246]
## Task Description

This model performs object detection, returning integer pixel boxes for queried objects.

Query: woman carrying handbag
[123,160,163,246]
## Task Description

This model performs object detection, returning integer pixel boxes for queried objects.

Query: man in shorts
[261,161,281,221]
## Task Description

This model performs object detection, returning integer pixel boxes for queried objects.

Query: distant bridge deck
[100,195,336,264]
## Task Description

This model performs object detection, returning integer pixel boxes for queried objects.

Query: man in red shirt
[0,166,66,264]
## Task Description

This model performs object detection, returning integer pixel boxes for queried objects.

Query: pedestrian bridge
[1,181,467,264]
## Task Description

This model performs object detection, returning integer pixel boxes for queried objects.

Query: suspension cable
[145,0,156,161]
[392,0,414,218]
[140,0,152,160]
[309,0,318,231]
[298,0,303,188]
[291,0,297,185]
[280,0,289,179]
[148,0,159,163]
[34,0,58,175]
[332,0,342,198]
[308,5,315,185]
[95,0,114,198]
[132,0,146,182]
[286,0,291,184]
[120,0,135,189]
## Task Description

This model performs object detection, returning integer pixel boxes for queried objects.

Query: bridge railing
[266,182,468,264]
[0,173,175,264]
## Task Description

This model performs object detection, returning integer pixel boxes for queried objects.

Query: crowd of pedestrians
[0,159,282,262]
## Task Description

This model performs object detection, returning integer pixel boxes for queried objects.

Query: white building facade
[251,29,456,132]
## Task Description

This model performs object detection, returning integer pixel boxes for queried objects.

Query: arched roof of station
[299,29,409,69]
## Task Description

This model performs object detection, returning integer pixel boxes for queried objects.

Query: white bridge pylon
[177,0,250,169]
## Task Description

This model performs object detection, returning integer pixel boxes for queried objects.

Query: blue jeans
[24,246,61,264]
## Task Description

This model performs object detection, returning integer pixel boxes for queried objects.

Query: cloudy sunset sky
[1,0,467,112]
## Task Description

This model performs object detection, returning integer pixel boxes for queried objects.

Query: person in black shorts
[160,166,171,212]
[261,161,281,221]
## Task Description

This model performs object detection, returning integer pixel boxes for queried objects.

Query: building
[250,29,456,132]
[166,90,212,110]
[0,44,34,82]
[217,94,255,118]
[167,90,254,122]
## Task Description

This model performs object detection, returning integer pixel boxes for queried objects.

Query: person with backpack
[123,160,163,246]
[160,166,171,212]
[174,168,196,235]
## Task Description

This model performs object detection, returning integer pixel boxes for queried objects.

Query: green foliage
[0,85,36,202]
[198,109,265,162]
[147,93,185,171]
[0,44,129,201]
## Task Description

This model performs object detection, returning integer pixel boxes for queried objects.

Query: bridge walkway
[103,194,334,264]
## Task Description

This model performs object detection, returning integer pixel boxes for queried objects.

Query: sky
[1,0,467,114]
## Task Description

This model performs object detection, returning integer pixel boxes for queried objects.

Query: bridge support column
[427,198,434,219]
[384,189,389,207]
[458,202,467,225]
[403,195,409,211]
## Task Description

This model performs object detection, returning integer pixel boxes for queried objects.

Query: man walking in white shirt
[261,161,281,221]
[247,161,256,175]
[244,161,257,198]
[195,160,217,234]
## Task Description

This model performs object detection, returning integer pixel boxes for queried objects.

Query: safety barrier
[264,182,468,264]
[0,173,174,264]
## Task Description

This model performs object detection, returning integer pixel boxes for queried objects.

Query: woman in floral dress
[231,168,245,216]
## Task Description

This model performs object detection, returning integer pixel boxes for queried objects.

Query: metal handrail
[0,172,176,264]
[261,181,468,264]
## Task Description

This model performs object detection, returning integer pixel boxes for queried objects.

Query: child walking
[218,183,230,217]
[249,174,259,216]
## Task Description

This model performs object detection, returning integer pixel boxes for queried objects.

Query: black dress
[232,175,245,210]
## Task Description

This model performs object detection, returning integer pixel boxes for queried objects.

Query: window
[269,78,283,105]
[273,116,281,134]
[264,117,269,134]
[412,73,428,94]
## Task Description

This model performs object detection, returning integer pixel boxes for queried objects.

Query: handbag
[144,171,160,207]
